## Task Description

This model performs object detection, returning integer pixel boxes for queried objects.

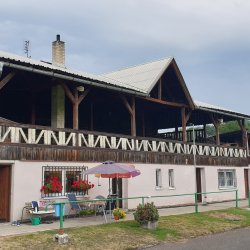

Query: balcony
[0,122,247,166]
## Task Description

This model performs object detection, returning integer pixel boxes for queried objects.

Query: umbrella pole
[109,175,111,223]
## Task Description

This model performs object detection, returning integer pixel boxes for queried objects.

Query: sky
[0,0,250,114]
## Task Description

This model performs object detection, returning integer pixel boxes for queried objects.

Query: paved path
[147,226,250,250]
[0,199,248,237]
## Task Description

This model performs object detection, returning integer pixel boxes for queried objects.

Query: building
[0,35,249,222]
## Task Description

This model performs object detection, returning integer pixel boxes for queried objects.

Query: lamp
[77,86,85,92]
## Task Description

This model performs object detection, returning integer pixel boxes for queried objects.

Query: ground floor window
[218,169,237,189]
[156,169,161,188]
[169,169,174,188]
[42,166,87,197]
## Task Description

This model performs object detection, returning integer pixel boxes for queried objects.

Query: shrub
[133,202,159,224]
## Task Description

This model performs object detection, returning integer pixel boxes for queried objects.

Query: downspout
[1,62,149,97]
[0,62,3,78]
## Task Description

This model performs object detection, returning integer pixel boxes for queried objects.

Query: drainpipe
[0,62,3,78]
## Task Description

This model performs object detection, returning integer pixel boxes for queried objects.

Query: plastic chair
[67,193,89,219]
[95,195,107,221]
[104,194,117,220]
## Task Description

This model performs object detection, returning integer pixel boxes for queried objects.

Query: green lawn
[1,208,250,250]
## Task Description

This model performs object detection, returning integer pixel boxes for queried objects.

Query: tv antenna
[23,40,31,58]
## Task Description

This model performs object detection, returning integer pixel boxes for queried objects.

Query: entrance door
[0,165,11,222]
[196,168,202,203]
[112,178,123,208]
[244,169,249,198]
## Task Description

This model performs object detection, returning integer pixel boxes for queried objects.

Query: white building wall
[8,160,248,221]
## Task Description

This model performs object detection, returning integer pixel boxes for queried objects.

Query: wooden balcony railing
[0,124,246,158]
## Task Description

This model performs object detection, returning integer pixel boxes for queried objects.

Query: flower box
[140,220,158,229]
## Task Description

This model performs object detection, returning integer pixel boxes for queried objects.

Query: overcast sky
[1,0,249,114]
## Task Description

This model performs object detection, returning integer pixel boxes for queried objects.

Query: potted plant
[113,207,126,220]
[133,202,159,229]
[40,177,63,195]
[71,179,94,195]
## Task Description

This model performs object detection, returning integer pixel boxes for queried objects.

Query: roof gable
[100,57,173,94]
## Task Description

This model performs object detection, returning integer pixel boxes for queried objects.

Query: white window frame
[42,166,87,198]
[156,169,161,188]
[169,169,174,189]
[218,169,237,189]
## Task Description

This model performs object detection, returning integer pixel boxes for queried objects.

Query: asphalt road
[145,226,250,250]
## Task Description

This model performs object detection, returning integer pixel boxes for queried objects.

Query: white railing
[0,125,246,158]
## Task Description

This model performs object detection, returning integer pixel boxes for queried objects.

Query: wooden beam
[120,94,136,136]
[181,108,187,142]
[60,82,75,105]
[238,119,247,147]
[171,60,195,110]
[0,70,18,90]
[209,114,220,145]
[142,112,145,137]
[73,87,79,130]
[138,96,190,108]
[90,101,93,131]
[158,78,162,100]
[78,87,92,104]
[131,97,136,136]
[30,92,36,125]
[204,124,207,139]
[181,108,192,142]
[120,94,133,116]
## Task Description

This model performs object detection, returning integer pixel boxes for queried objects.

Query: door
[0,165,11,222]
[112,178,123,208]
[244,169,249,198]
[196,168,202,203]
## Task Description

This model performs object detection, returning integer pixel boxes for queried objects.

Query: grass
[1,208,250,250]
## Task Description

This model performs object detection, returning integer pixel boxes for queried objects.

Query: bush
[79,209,96,216]
[133,202,159,224]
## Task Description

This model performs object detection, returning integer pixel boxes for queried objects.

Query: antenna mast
[23,40,31,58]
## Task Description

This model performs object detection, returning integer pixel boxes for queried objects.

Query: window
[169,169,174,188]
[42,166,87,197]
[218,169,237,188]
[156,169,161,188]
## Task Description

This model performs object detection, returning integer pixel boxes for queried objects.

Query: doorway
[196,168,202,203]
[0,165,11,222]
[112,178,123,208]
[244,169,249,198]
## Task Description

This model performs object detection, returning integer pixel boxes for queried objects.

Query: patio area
[0,199,249,237]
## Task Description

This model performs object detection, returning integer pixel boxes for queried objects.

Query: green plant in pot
[133,202,159,229]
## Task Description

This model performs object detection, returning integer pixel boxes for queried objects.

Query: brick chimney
[51,34,65,128]
[52,34,65,68]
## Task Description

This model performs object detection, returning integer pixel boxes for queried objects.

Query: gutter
[1,62,149,97]
[196,106,250,120]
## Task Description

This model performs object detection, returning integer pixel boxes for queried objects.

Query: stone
[53,233,68,244]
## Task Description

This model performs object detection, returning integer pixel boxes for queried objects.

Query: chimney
[52,34,65,68]
[51,34,65,128]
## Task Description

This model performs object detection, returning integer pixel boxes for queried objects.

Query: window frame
[156,169,162,188]
[168,169,174,189]
[218,169,237,189]
[42,166,88,198]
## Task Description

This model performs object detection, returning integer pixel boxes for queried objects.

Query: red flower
[44,191,48,194]
[92,184,94,188]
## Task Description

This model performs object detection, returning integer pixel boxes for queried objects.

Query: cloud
[0,0,250,114]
